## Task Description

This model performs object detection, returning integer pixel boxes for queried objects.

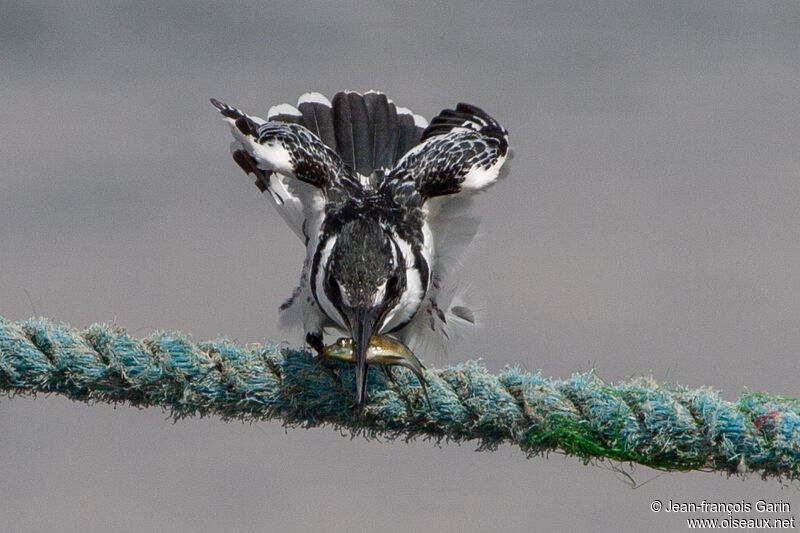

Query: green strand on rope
[1,316,798,480]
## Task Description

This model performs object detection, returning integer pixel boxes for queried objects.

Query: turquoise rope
[1,316,798,480]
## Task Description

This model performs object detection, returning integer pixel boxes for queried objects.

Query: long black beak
[352,306,376,412]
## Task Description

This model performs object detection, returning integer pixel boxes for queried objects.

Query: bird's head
[324,218,405,410]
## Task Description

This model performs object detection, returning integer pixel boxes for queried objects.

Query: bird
[211,91,509,410]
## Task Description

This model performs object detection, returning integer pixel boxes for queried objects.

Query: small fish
[323,335,429,403]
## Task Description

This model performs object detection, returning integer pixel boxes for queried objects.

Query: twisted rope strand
[1,316,798,480]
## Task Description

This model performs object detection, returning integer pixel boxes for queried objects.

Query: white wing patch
[458,145,508,191]
[265,174,308,240]
[224,127,282,177]
[216,101,324,242]
[251,141,294,176]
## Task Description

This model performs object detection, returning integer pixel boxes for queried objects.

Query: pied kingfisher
[212,91,509,410]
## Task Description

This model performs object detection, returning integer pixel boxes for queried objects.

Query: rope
[1,316,798,480]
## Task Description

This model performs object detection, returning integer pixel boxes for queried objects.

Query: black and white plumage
[212,91,509,409]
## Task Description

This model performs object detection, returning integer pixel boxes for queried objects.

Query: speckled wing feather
[211,97,361,241]
[384,103,509,201]
[211,98,347,188]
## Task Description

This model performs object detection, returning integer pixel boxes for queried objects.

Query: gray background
[2,1,799,532]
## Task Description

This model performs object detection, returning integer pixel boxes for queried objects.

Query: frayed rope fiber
[1,316,798,480]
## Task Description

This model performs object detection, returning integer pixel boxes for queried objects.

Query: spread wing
[211,97,356,241]
[381,103,510,354]
[383,103,509,202]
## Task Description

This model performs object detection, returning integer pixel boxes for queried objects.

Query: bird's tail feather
[269,91,427,178]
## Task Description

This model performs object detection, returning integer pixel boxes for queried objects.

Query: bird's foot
[306,331,325,356]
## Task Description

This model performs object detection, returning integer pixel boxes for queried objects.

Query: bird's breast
[380,234,430,333]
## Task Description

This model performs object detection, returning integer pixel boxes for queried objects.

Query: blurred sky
[1,2,799,532]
